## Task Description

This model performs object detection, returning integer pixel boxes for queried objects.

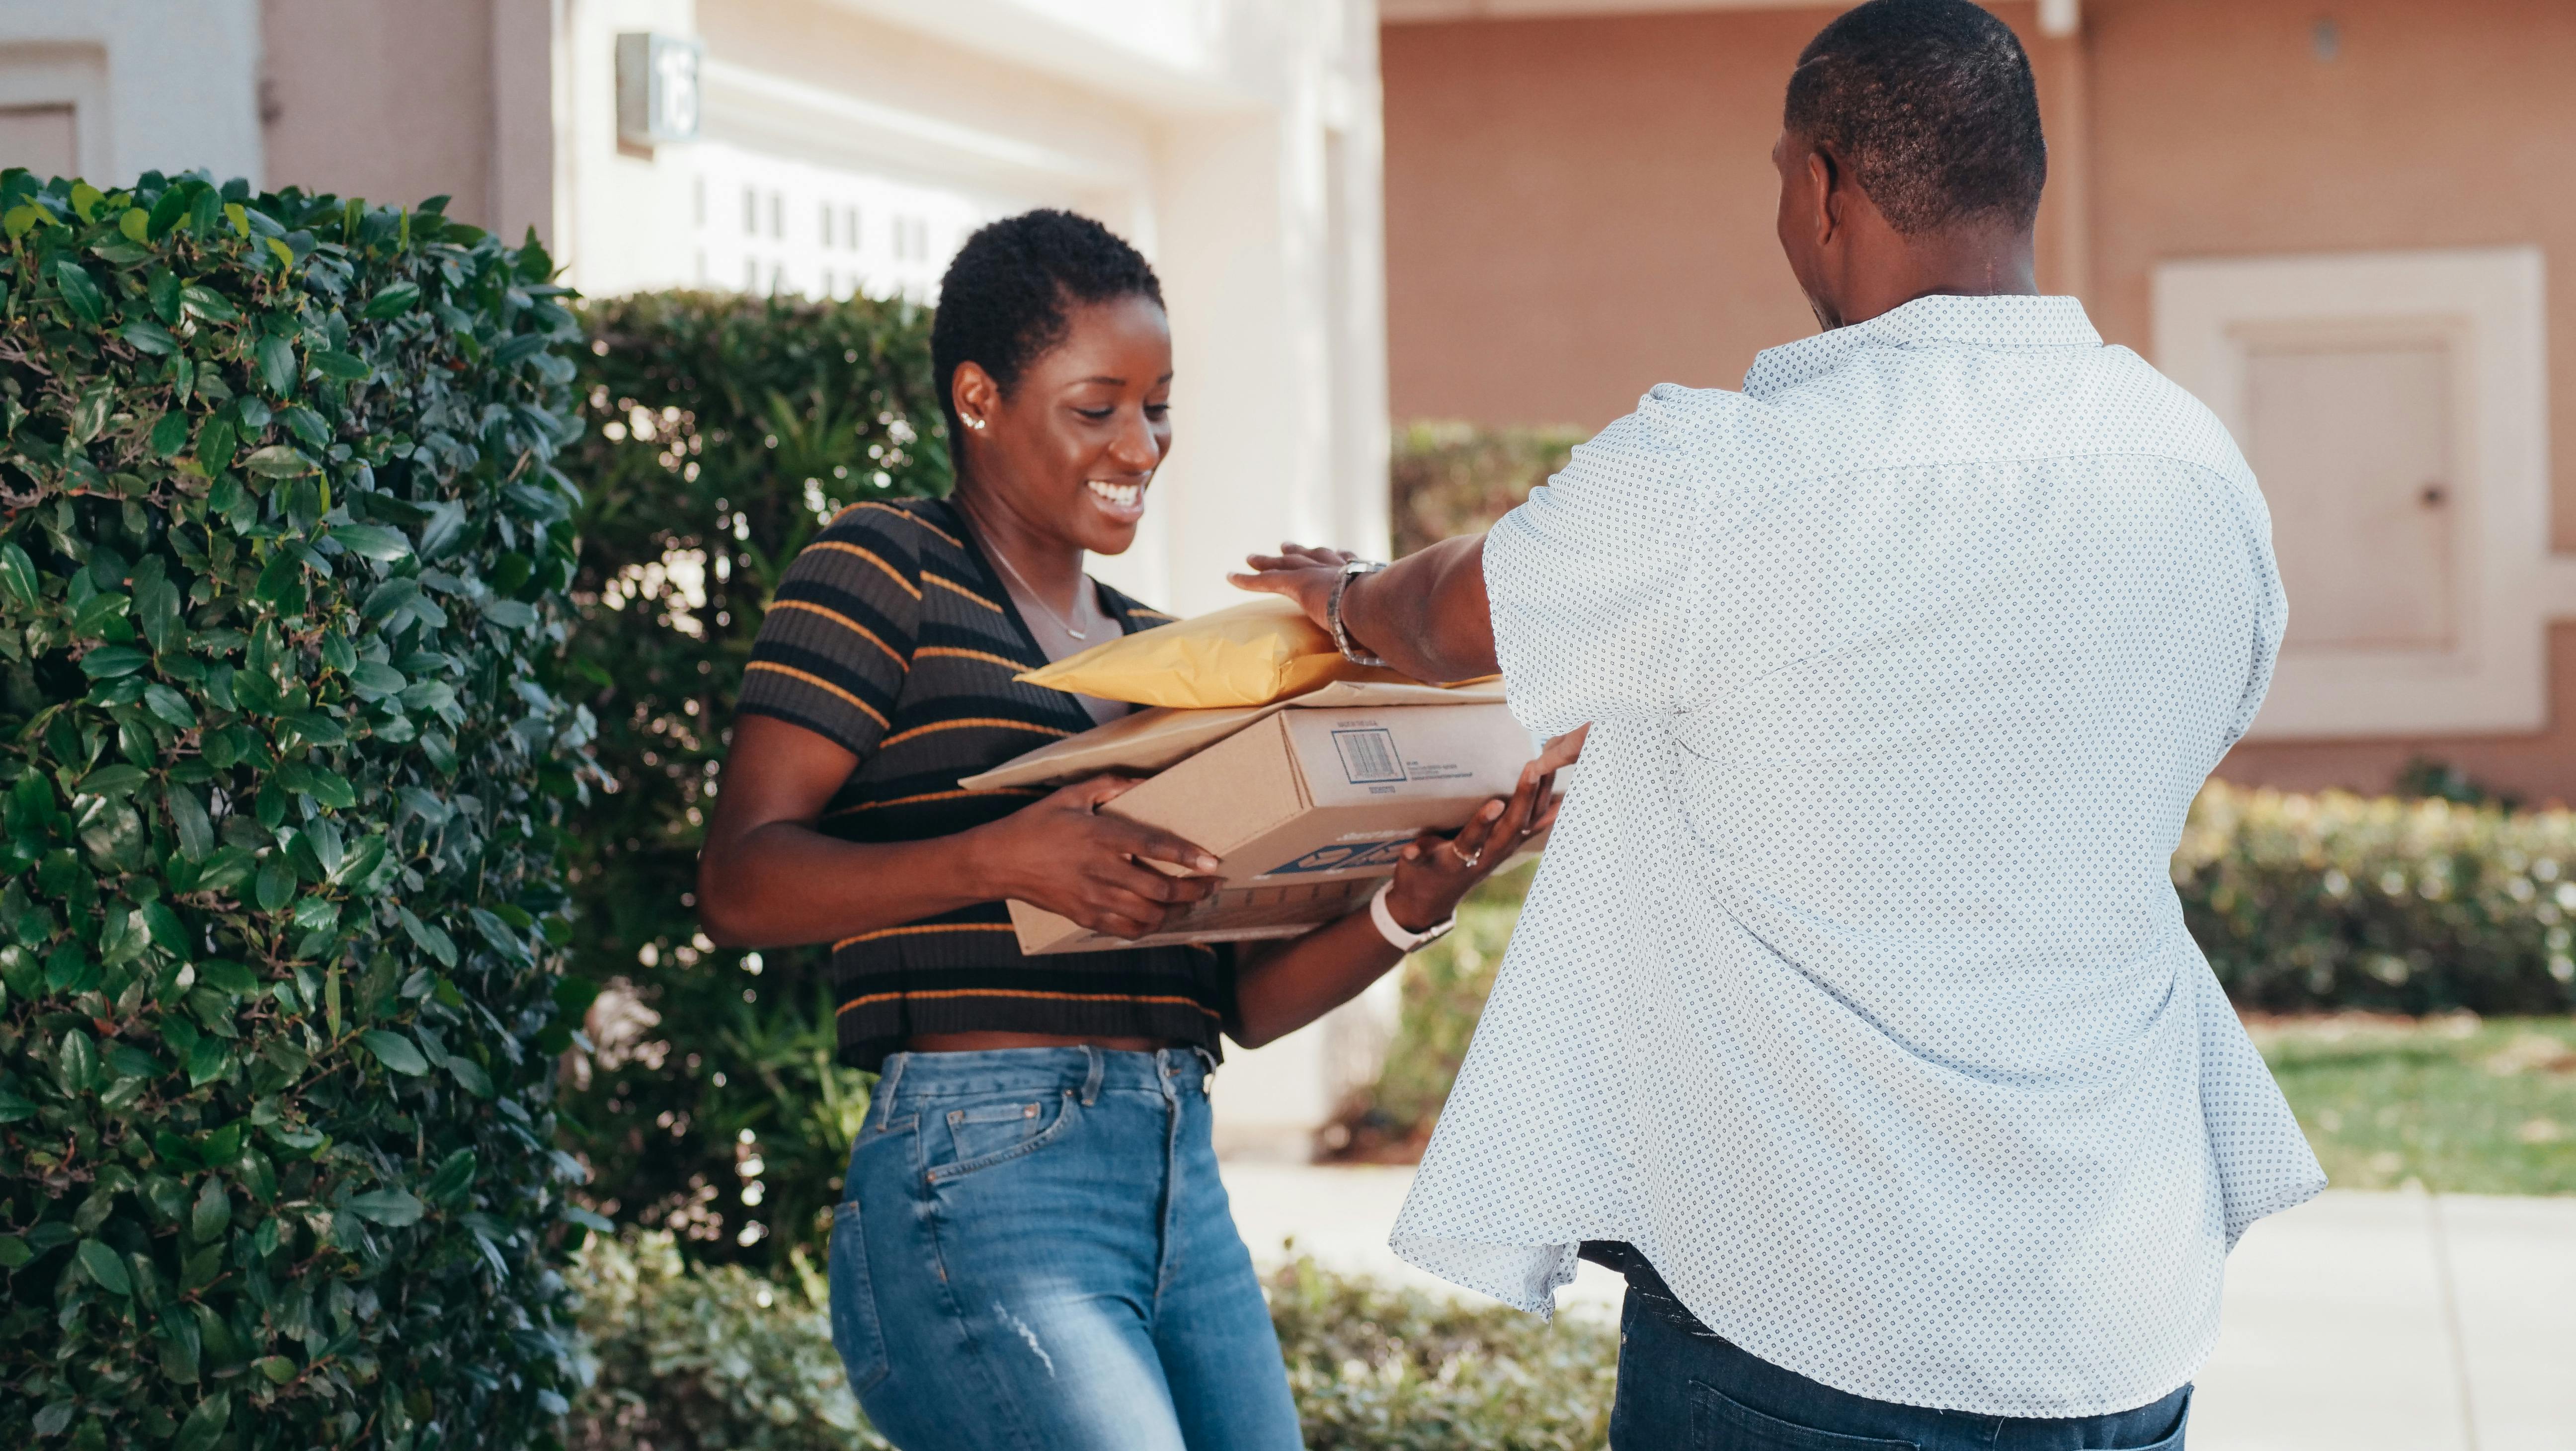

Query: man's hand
[1229,534,1501,685]
[1227,542,1361,634]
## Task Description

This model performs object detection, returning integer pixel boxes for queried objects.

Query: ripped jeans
[827,1047,1304,1451]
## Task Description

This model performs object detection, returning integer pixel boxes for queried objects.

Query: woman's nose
[1107,405,1162,473]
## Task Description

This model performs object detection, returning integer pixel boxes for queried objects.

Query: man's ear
[1807,147,1844,247]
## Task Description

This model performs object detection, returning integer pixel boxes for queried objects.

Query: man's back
[1390,294,2325,1418]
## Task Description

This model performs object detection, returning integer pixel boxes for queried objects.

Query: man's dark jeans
[1607,1262,2191,1450]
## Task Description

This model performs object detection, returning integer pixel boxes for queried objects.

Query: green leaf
[172,1391,231,1451]
[481,598,539,629]
[0,1088,35,1124]
[254,857,296,913]
[242,443,314,477]
[148,409,191,456]
[345,1188,425,1226]
[142,899,190,956]
[53,259,105,325]
[165,786,214,860]
[57,1027,96,1093]
[446,1056,494,1098]
[361,576,421,624]
[280,711,349,748]
[120,319,180,355]
[196,413,237,472]
[275,761,357,808]
[362,280,422,319]
[79,764,149,796]
[398,907,459,967]
[79,644,151,679]
[0,542,37,607]
[360,1029,430,1076]
[255,334,297,395]
[119,204,150,242]
[191,1177,231,1241]
[75,1237,132,1294]
[178,284,238,322]
[184,1036,230,1087]
[197,959,258,994]
[144,682,199,728]
[310,350,371,381]
[253,1355,296,1384]
[328,524,412,561]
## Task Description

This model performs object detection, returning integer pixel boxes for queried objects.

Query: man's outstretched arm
[1229,534,1497,685]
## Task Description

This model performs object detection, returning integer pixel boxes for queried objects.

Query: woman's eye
[1074,407,1115,421]
[1144,403,1170,420]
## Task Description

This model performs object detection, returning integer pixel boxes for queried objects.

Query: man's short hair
[1783,0,2046,235]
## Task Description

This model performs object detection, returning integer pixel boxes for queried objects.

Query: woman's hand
[1379,755,1563,933]
[965,775,1223,940]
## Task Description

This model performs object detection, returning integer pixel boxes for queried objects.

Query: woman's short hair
[1784,0,2046,235]
[930,210,1165,462]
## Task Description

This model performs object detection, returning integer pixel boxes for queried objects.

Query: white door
[2243,338,2455,652]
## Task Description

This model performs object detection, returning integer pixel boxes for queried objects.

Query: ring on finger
[1454,844,1483,870]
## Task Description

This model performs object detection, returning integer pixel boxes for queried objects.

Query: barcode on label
[1332,727,1404,784]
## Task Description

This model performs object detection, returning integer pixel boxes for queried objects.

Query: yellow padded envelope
[1016,593,1415,708]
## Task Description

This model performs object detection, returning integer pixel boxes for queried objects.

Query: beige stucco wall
[1381,0,2576,803]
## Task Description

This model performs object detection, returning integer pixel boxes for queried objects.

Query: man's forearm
[1345,534,1499,684]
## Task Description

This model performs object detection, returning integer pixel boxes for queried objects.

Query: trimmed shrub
[564,1236,1617,1451]
[567,1231,890,1451]
[0,171,588,1448]
[1389,420,1586,557]
[1271,1259,1618,1451]
[2177,782,2576,1013]
[557,291,947,1269]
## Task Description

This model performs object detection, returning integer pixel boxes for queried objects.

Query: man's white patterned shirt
[1392,294,2326,1417]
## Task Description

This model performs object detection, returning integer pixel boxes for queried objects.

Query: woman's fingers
[1446,796,1509,869]
[1099,817,1220,875]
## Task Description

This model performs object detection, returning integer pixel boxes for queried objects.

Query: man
[1231,0,2324,1445]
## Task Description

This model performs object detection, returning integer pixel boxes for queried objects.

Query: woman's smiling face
[953,292,1173,557]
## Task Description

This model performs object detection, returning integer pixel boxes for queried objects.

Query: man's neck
[1817,226,2038,330]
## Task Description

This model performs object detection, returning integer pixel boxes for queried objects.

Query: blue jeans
[827,1047,1303,1451]
[1611,1267,2191,1450]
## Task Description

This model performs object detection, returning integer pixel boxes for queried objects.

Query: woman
[696,209,1556,1451]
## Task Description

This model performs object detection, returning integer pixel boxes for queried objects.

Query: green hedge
[0,171,587,1448]
[568,1231,890,1451]
[1389,420,1585,558]
[557,291,947,1270]
[567,1234,1615,1451]
[2178,782,2576,1013]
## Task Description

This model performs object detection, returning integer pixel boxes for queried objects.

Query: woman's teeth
[1086,481,1143,507]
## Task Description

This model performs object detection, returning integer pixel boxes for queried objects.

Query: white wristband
[1369,880,1456,953]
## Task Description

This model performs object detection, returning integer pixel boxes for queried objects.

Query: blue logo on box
[1264,839,1412,876]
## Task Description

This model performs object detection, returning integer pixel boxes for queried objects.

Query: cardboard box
[990,698,1543,955]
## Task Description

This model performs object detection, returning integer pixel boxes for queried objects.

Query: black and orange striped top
[735,494,1233,1070]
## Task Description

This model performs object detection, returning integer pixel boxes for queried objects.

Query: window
[770,192,785,240]
[2155,247,2550,737]
[741,186,757,235]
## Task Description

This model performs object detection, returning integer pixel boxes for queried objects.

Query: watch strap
[1330,559,1388,667]
[1369,880,1456,953]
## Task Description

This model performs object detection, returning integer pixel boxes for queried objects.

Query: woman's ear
[952,361,1001,435]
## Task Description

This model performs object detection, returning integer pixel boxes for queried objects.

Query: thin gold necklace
[985,538,1095,641]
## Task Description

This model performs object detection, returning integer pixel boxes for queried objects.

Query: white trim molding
[2155,246,2552,739]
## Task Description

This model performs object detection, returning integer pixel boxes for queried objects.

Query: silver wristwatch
[1329,558,1388,667]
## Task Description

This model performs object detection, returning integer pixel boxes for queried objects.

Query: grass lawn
[2249,1014,2576,1195]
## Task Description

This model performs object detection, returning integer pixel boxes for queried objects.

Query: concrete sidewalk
[1220,1164,2576,1451]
